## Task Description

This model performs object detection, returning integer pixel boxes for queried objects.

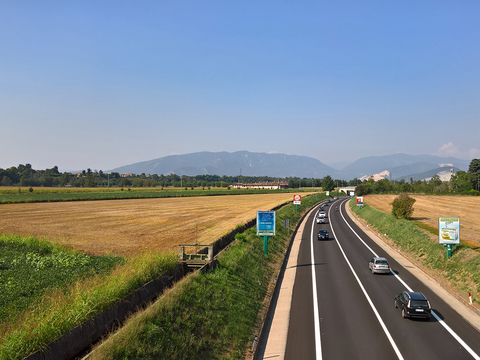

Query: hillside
[110,151,339,178]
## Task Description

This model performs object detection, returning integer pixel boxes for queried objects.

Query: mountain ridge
[109,151,472,181]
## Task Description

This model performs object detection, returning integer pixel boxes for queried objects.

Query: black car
[318,229,329,240]
[394,291,431,319]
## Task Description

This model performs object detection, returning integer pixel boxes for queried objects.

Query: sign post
[257,211,276,254]
[293,194,301,211]
[284,218,290,236]
[356,196,364,210]
[439,217,460,259]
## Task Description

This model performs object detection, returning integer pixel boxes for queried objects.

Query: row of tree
[2,159,478,193]
[0,164,361,190]
[356,159,480,196]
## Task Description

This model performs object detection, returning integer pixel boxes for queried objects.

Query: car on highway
[368,257,390,274]
[316,216,325,224]
[394,291,431,319]
[318,229,329,240]
[319,211,326,218]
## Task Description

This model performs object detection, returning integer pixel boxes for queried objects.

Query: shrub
[391,193,416,219]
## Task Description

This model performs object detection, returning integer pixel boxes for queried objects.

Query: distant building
[120,173,135,178]
[231,181,288,190]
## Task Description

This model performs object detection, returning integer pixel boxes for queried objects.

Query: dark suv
[394,291,431,319]
[318,229,329,240]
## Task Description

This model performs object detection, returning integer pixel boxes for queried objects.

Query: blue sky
[1,1,479,171]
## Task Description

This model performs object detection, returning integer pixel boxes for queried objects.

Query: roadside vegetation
[84,194,330,359]
[350,198,480,306]
[0,245,178,360]
[391,193,416,219]
[0,235,123,323]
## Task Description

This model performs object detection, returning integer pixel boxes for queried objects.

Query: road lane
[285,197,480,360]
[286,199,398,360]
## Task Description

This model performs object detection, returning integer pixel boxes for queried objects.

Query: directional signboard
[257,211,276,236]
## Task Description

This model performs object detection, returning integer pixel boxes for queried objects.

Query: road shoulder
[256,205,317,360]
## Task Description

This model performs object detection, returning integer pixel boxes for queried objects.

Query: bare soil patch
[364,194,480,246]
[0,193,306,256]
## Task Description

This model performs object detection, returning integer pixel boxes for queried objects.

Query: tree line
[355,159,480,196]
[3,159,477,193]
[0,164,359,190]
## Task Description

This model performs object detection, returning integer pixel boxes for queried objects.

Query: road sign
[439,217,460,244]
[293,194,301,205]
[356,196,363,205]
[257,211,276,236]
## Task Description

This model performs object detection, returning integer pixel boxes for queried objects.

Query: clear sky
[1,1,479,172]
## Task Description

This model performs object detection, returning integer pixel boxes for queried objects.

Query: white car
[316,216,325,224]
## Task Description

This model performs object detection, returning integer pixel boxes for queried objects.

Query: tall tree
[321,175,335,192]
[468,159,480,190]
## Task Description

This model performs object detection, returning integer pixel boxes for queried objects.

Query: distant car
[319,211,326,218]
[394,291,431,319]
[318,229,329,240]
[368,257,390,274]
[324,202,329,206]
[316,216,325,224]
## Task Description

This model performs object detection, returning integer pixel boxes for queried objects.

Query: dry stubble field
[0,193,310,256]
[364,194,480,246]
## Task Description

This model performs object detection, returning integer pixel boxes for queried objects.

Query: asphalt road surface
[284,198,480,360]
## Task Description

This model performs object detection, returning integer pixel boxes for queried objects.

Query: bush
[391,193,416,219]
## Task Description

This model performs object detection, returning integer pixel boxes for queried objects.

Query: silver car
[368,257,390,274]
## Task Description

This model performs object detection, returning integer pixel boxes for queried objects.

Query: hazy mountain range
[109,151,471,181]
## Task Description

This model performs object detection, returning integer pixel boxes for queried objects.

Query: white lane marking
[310,206,323,360]
[338,200,480,360]
[329,203,405,360]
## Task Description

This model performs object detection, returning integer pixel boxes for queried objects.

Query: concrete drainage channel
[24,201,291,360]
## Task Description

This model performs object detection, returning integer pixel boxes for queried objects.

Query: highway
[284,198,480,360]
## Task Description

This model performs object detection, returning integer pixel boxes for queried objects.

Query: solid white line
[329,203,405,360]
[310,207,322,360]
[338,199,480,360]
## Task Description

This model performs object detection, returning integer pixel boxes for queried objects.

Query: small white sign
[439,217,460,244]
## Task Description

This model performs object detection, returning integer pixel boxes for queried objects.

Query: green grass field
[0,236,123,323]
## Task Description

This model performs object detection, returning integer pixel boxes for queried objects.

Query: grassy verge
[0,236,123,323]
[350,198,480,302]
[88,194,327,360]
[0,247,178,360]
[0,188,316,204]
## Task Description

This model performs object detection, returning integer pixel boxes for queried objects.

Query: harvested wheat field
[0,193,311,256]
[364,194,480,246]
